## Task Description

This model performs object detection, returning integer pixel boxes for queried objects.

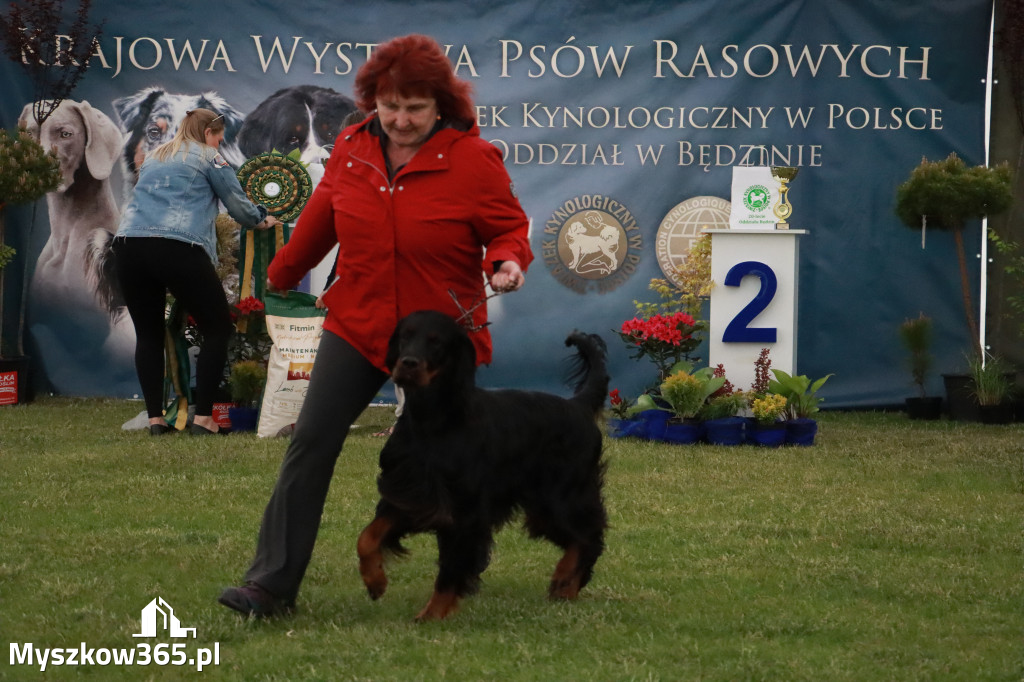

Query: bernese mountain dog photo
[357,310,610,621]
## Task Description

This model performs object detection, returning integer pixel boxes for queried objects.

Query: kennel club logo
[656,196,732,288]
[543,194,643,294]
[743,184,771,212]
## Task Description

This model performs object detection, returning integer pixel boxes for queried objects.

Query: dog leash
[448,288,502,333]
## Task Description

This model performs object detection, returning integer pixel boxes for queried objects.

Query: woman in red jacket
[219,34,533,617]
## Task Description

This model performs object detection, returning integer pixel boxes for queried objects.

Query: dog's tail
[85,229,126,319]
[565,331,610,416]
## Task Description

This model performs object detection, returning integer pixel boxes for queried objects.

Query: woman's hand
[490,261,525,293]
[258,215,282,230]
[266,278,288,297]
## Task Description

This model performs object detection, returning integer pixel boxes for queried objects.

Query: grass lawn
[1,397,1022,681]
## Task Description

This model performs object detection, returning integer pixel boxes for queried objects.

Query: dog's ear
[17,102,39,137]
[196,92,245,140]
[112,87,163,132]
[385,320,404,372]
[447,325,478,390]
[76,101,123,181]
[197,92,246,165]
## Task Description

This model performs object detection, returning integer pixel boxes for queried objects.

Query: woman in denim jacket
[113,108,280,435]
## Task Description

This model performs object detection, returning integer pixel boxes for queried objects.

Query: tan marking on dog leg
[415,589,461,622]
[356,517,392,600]
[549,545,582,600]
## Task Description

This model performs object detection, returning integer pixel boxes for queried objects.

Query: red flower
[236,296,265,315]
[609,389,623,406]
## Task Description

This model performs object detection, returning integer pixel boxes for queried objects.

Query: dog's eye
[60,130,72,138]
[146,126,162,141]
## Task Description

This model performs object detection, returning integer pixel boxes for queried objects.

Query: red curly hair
[355,34,475,128]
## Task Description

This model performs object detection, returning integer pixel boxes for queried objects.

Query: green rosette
[236,151,313,222]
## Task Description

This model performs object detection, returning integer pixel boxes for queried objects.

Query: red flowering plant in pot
[227,294,272,382]
[616,311,704,383]
[225,296,273,430]
[612,236,713,435]
[606,388,647,439]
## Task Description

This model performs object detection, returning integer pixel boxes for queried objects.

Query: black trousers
[244,329,388,601]
[112,236,233,418]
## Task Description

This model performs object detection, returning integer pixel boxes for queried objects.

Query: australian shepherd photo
[357,310,610,621]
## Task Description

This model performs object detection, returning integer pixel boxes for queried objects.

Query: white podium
[706,229,806,392]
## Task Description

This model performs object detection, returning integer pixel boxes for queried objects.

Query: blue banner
[0,0,994,406]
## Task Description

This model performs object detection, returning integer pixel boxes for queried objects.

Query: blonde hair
[150,108,225,162]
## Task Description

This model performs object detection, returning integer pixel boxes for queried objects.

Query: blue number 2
[722,261,778,343]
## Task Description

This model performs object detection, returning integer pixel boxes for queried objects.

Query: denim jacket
[117,141,267,262]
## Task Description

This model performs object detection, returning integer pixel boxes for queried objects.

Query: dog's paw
[414,590,460,622]
[548,577,581,600]
[363,572,387,600]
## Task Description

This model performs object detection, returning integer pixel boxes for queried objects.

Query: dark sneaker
[218,582,294,618]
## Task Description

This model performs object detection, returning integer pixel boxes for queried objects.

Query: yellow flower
[751,394,788,424]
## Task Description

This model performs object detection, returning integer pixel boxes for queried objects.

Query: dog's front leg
[357,516,393,600]
[415,525,493,622]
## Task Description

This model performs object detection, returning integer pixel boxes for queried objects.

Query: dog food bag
[257,292,325,438]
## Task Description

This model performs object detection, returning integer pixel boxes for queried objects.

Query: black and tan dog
[357,310,609,621]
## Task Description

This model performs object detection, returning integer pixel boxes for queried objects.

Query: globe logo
[656,196,732,289]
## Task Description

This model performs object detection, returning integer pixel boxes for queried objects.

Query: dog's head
[237,85,357,165]
[19,100,122,192]
[111,87,245,185]
[386,310,477,392]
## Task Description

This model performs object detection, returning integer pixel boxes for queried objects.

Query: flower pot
[662,419,703,444]
[942,373,979,422]
[0,356,32,406]
[227,406,259,432]
[607,417,646,439]
[747,422,787,447]
[637,409,670,441]
[785,418,818,446]
[704,416,745,446]
[978,402,1014,425]
[905,396,942,421]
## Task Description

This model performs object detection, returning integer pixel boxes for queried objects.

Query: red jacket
[267,117,533,372]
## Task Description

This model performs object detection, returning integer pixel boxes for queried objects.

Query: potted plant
[894,153,1014,415]
[898,313,943,420]
[657,365,726,444]
[616,310,704,385]
[968,354,1015,424]
[606,388,645,439]
[747,393,788,447]
[768,369,832,446]
[0,128,61,404]
[699,391,748,446]
[228,360,267,431]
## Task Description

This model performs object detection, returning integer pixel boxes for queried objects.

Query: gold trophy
[771,166,798,229]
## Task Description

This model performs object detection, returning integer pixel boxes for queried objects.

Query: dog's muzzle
[391,356,437,388]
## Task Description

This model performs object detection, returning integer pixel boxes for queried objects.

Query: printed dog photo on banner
[111,87,245,192]
[18,99,137,396]
[13,81,360,399]
[237,85,357,166]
